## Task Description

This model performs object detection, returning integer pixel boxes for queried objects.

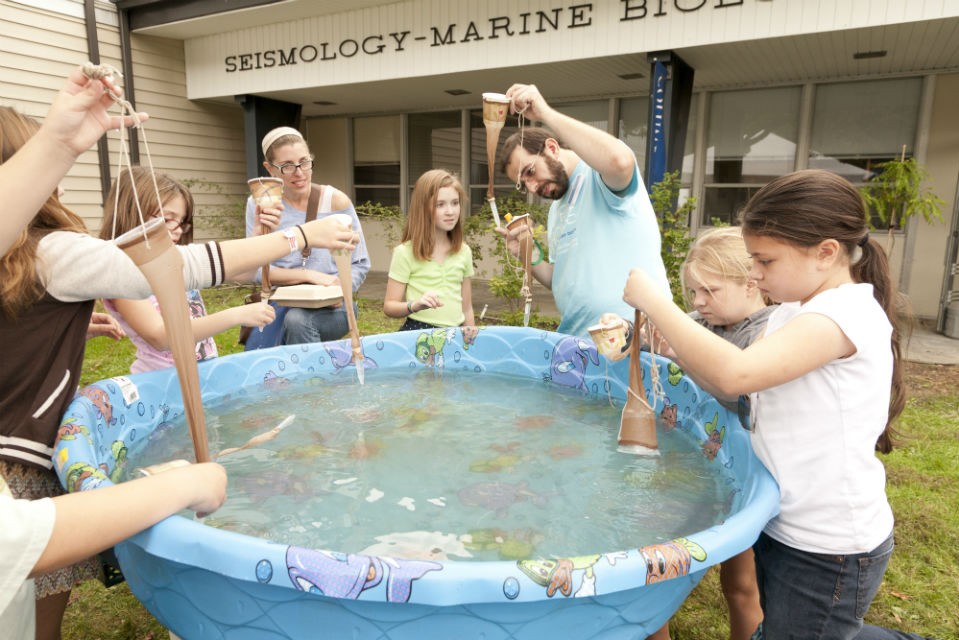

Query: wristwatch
[281,227,299,255]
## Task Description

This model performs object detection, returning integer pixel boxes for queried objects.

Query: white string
[638,313,666,410]
[83,62,163,246]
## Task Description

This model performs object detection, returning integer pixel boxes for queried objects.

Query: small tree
[650,171,697,308]
[860,154,944,232]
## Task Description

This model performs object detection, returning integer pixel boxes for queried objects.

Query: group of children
[1,66,934,640]
[0,68,358,639]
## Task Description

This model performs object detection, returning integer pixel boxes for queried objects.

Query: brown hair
[497,127,567,177]
[0,106,87,319]
[402,169,467,261]
[99,167,195,245]
[738,169,905,452]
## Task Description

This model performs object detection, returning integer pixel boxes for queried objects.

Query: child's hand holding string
[48,66,148,157]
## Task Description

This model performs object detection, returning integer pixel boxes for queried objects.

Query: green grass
[67,288,959,639]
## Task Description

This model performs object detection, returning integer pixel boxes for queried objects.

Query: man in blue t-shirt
[496,83,671,338]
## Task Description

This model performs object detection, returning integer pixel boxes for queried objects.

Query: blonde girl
[623,170,925,639]
[648,226,769,640]
[100,167,274,373]
[384,169,477,343]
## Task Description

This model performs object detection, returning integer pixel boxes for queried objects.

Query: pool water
[126,369,732,561]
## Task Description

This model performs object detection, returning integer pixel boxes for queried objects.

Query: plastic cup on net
[588,317,632,362]
[482,92,510,129]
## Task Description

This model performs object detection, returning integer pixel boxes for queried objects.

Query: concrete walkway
[904,323,959,365]
[357,271,959,365]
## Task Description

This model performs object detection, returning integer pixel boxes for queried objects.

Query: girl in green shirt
[384,169,477,344]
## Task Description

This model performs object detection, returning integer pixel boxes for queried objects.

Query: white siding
[0,0,246,240]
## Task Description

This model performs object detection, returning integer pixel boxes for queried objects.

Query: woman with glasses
[98,167,276,373]
[244,126,371,348]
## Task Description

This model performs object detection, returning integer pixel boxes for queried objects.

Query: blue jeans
[751,531,905,640]
[282,303,356,344]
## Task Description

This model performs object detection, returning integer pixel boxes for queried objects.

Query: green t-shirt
[388,241,474,327]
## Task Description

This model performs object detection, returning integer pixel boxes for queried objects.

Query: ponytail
[853,237,908,453]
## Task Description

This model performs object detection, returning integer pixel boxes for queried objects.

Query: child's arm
[623,269,854,396]
[383,277,411,318]
[461,278,478,344]
[31,462,226,576]
[110,297,276,351]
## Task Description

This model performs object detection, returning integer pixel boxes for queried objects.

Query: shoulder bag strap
[300,183,322,261]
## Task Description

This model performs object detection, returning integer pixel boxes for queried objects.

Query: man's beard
[536,155,570,200]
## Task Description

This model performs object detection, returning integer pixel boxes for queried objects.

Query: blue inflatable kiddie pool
[55,327,778,639]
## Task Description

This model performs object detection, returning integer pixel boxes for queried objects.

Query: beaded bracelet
[407,301,415,315]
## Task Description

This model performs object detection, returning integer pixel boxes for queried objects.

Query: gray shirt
[689,305,777,416]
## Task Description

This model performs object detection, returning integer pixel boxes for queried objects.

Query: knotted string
[82,62,162,245]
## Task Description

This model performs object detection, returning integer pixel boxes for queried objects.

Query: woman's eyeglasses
[270,156,315,175]
[154,214,191,233]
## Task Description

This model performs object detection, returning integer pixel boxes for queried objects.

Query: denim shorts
[751,531,894,640]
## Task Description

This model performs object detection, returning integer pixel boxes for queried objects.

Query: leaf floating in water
[548,444,584,460]
[515,415,554,430]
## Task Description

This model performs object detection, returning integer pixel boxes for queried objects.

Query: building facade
[2,0,958,326]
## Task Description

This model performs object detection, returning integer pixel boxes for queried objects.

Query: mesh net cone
[115,217,210,463]
[618,310,659,453]
[248,177,284,208]
[482,93,509,201]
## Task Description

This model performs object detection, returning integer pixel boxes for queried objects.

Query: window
[703,87,801,225]
[808,78,921,228]
[555,100,608,133]
[619,96,649,176]
[408,111,462,206]
[354,116,401,207]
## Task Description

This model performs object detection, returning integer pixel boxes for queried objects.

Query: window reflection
[703,86,801,225]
